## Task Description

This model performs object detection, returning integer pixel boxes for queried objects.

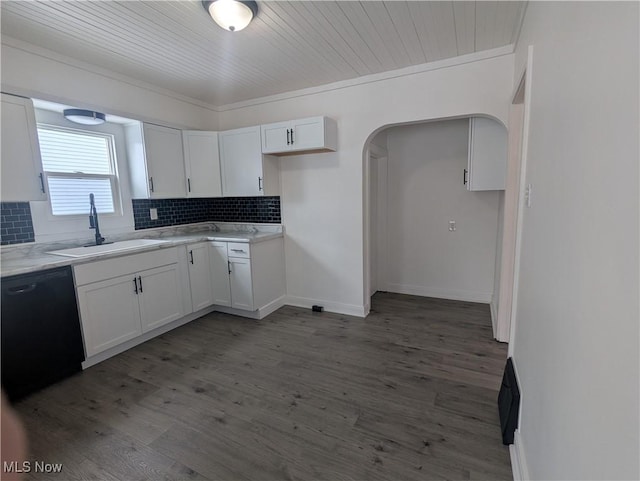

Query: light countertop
[1,222,283,278]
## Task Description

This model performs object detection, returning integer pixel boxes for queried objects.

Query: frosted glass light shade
[63,109,106,125]
[202,0,257,32]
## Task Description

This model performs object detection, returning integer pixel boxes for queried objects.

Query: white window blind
[37,125,118,216]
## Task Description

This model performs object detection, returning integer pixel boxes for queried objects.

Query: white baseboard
[510,430,529,481]
[385,283,492,303]
[213,296,286,320]
[284,295,367,318]
[82,305,216,369]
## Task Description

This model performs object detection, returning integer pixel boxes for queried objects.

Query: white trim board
[490,299,499,340]
[284,295,367,318]
[1,35,219,126]
[218,45,515,112]
[385,283,493,304]
[510,430,530,481]
[213,296,286,320]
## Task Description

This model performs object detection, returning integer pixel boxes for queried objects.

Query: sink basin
[48,239,169,258]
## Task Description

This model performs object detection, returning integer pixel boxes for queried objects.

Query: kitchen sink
[47,239,169,258]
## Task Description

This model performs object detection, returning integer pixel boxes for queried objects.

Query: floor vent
[498,357,520,445]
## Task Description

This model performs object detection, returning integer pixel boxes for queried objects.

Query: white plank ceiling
[1,1,527,107]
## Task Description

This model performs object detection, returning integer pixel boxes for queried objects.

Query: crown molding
[1,35,220,115]
[217,45,515,112]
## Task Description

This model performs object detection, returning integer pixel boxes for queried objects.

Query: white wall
[1,38,218,130]
[31,109,136,242]
[381,120,499,303]
[511,3,639,479]
[219,53,515,316]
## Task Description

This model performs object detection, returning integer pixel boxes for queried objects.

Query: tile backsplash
[133,196,281,230]
[1,202,35,245]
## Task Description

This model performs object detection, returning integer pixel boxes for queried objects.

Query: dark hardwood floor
[14,292,511,480]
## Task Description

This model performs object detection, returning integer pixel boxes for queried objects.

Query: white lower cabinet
[209,238,285,312]
[74,248,185,358]
[185,242,214,311]
[229,256,253,310]
[209,242,232,307]
[137,264,185,332]
[76,275,142,357]
[74,237,285,362]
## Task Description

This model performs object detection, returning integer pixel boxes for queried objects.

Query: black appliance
[1,266,85,401]
[498,357,521,445]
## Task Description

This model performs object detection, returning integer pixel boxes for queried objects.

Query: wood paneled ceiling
[1,1,527,107]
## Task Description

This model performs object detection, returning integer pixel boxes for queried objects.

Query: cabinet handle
[286,129,290,145]
[258,177,263,191]
[38,173,46,194]
[463,169,468,185]
[228,260,232,274]
[138,276,143,293]
[189,250,194,264]
[230,248,245,253]
[133,277,138,295]
[290,128,294,144]
[187,178,191,192]
[149,177,155,192]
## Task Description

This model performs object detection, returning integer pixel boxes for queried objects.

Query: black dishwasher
[2,266,85,401]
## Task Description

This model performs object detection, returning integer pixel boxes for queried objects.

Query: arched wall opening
[361,115,507,330]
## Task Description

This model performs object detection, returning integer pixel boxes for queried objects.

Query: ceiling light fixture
[202,0,258,32]
[63,109,106,125]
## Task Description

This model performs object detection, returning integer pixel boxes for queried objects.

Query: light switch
[150,208,158,220]
[449,220,456,232]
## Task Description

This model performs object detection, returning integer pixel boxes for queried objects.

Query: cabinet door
[183,131,222,198]
[467,117,507,191]
[290,117,325,152]
[138,263,185,333]
[229,257,254,311]
[1,94,46,201]
[209,242,232,307]
[219,126,263,197]
[261,121,291,154]
[76,275,142,357]
[187,243,214,311]
[142,123,186,198]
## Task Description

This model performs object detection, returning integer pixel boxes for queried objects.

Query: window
[37,125,120,216]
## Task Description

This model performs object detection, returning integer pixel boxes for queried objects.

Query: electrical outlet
[150,208,158,220]
[448,220,456,232]
[525,184,533,208]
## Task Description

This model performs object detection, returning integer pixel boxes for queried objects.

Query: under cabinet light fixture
[202,0,258,32]
[63,109,106,125]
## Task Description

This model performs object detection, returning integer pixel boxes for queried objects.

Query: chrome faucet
[89,193,106,245]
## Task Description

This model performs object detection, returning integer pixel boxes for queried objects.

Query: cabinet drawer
[74,247,179,286]
[227,242,250,258]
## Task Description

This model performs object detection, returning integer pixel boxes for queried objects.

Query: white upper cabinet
[465,117,507,191]
[219,125,279,197]
[1,94,47,201]
[182,130,222,198]
[261,116,337,155]
[125,122,186,199]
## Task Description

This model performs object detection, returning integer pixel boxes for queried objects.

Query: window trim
[37,123,124,219]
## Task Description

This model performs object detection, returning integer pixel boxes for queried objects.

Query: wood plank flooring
[13,292,511,480]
